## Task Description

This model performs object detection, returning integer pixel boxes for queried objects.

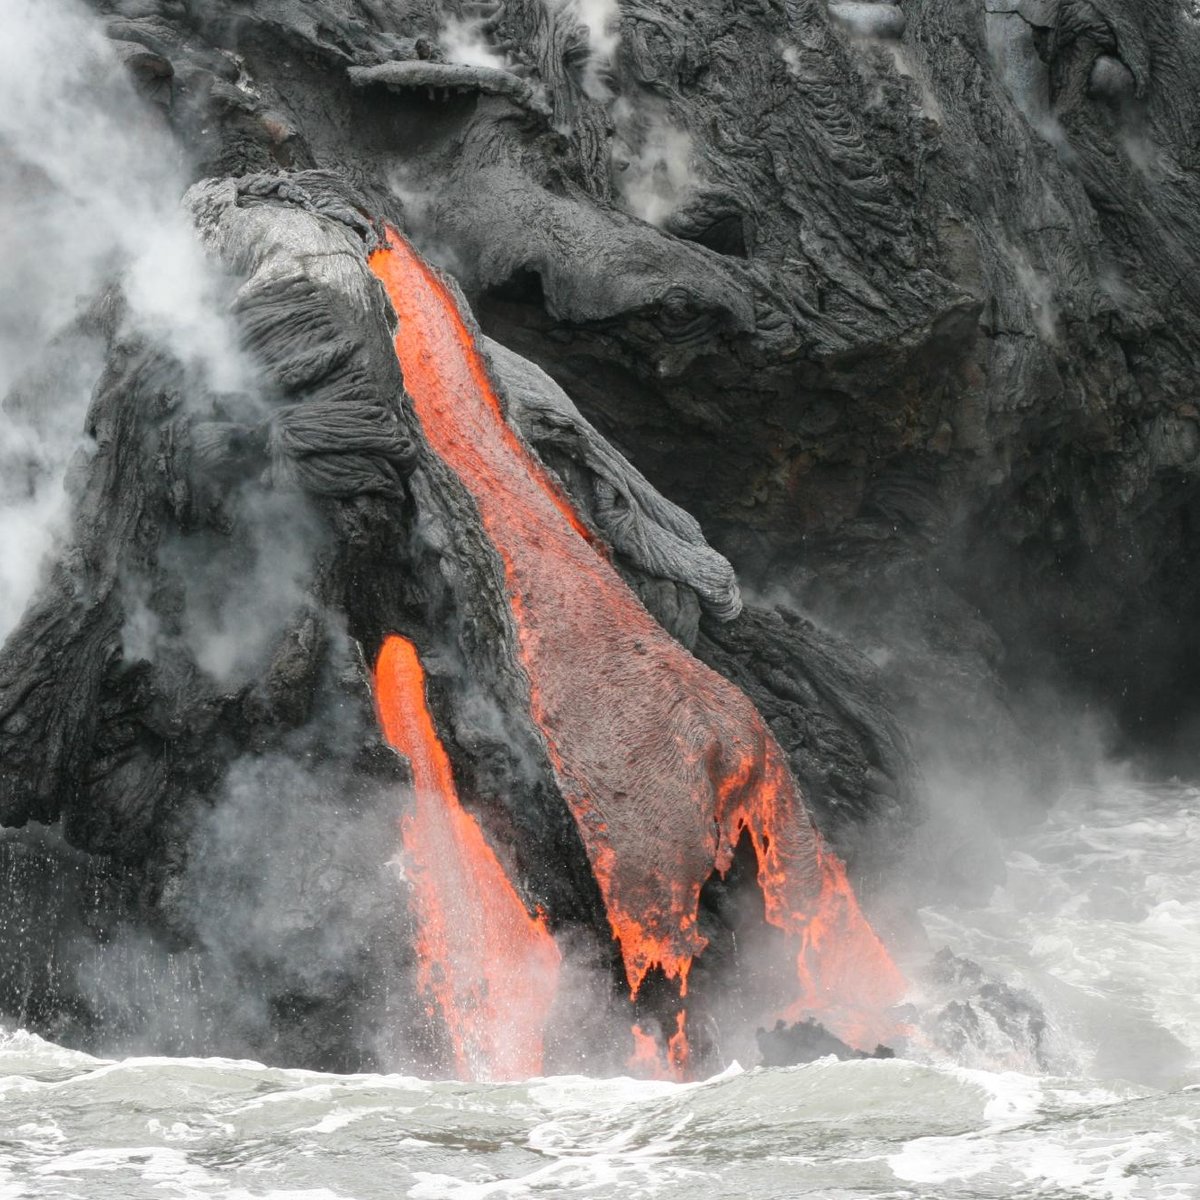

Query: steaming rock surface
[3,0,1199,1071]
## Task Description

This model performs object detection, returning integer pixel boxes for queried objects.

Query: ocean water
[3,782,1199,1199]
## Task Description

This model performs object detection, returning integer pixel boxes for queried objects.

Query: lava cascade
[373,634,560,1080]
[369,231,903,1065]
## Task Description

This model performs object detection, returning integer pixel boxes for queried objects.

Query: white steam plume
[545,0,620,99]
[0,0,250,642]
[613,99,698,227]
[570,0,620,69]
[439,13,510,70]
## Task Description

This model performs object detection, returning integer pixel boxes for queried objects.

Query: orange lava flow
[369,231,904,1054]
[373,634,561,1081]
[667,1012,689,1076]
[628,1024,668,1079]
[626,1013,690,1081]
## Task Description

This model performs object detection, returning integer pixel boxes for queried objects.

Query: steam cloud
[130,488,326,687]
[541,0,620,99]
[613,99,699,228]
[568,0,620,97]
[0,1,363,1055]
[387,166,470,279]
[569,0,620,60]
[0,0,251,643]
[439,12,510,71]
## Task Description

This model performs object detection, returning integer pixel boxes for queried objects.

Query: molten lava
[667,1012,689,1076]
[628,1024,668,1079]
[369,230,903,1062]
[373,634,560,1080]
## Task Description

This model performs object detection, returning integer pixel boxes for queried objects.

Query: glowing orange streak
[374,635,560,1081]
[628,1024,667,1078]
[667,1011,689,1076]
[626,1012,689,1081]
[368,231,903,1052]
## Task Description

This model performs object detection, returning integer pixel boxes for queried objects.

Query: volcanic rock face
[0,158,903,1072]
[1,0,1197,1072]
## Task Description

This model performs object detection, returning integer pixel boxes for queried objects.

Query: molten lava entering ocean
[374,635,560,1080]
[368,229,903,1076]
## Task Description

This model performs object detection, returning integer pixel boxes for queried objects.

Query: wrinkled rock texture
[2,0,1198,1069]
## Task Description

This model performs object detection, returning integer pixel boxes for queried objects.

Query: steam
[178,749,402,1013]
[543,0,620,99]
[0,0,249,641]
[133,488,327,688]
[0,340,102,645]
[984,11,1068,149]
[613,99,698,227]
[0,4,355,1059]
[1002,243,1059,342]
[387,165,467,278]
[0,0,245,387]
[439,13,510,71]
[568,0,620,97]
[46,742,409,1062]
[544,0,701,225]
[748,563,1156,1080]
[569,0,620,62]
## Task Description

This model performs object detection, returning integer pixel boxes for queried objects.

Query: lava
[369,230,903,1062]
[667,1012,689,1076]
[628,1024,667,1079]
[373,634,560,1080]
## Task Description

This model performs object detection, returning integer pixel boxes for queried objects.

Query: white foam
[955,1068,1043,1124]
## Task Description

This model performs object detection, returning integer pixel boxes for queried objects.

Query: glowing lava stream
[374,635,560,1080]
[369,230,903,1059]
